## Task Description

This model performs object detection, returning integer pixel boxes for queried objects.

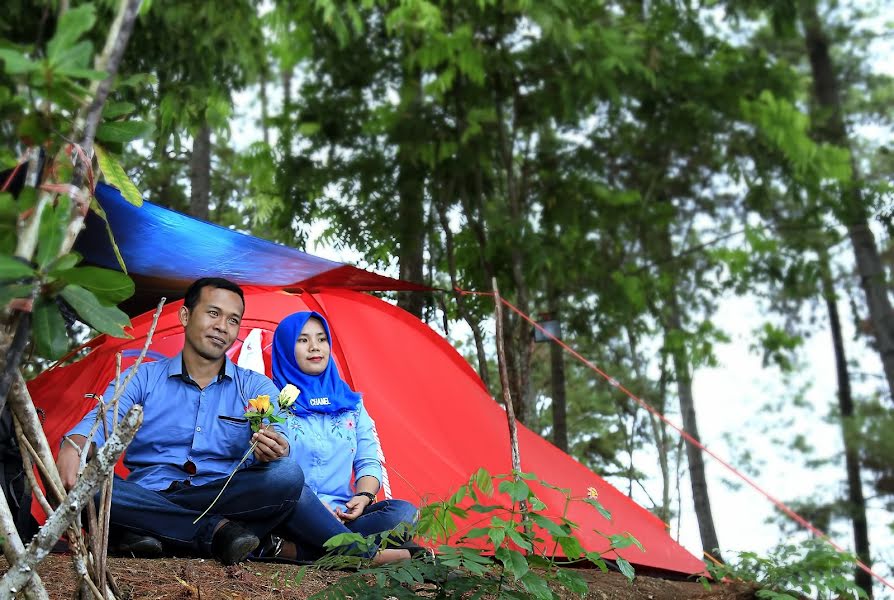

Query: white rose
[278,384,300,408]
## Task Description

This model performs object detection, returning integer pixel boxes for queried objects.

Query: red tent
[29,286,705,577]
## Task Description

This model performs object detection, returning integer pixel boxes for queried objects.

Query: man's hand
[251,427,289,462]
[56,435,87,491]
[336,494,371,522]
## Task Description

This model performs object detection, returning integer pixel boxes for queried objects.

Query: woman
[266,311,419,564]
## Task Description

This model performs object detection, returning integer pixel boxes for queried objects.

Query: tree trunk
[667,303,722,560]
[259,64,270,146]
[820,254,873,597]
[502,324,532,425]
[395,59,426,319]
[800,0,894,405]
[188,122,211,221]
[434,181,491,388]
[395,153,425,318]
[657,225,722,560]
[280,64,293,160]
[547,289,568,452]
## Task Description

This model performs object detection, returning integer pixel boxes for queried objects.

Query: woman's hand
[336,494,371,522]
[252,427,290,462]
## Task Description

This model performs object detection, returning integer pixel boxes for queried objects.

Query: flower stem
[192,440,258,524]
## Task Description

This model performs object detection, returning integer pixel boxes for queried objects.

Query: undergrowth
[296,468,644,599]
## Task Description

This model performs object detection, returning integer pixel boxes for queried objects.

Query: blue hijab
[271,311,361,416]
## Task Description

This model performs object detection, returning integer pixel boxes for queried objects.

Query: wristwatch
[354,491,376,504]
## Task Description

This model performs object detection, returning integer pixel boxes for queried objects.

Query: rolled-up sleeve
[352,401,382,484]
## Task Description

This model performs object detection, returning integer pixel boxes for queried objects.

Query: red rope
[454,286,891,590]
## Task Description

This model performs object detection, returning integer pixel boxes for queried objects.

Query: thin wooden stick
[491,278,528,519]
[0,485,49,600]
[96,354,123,596]
[13,416,54,518]
[0,406,143,597]
[10,411,98,600]
[81,298,166,453]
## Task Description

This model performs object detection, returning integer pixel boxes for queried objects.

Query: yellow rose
[248,395,271,413]
[278,384,300,408]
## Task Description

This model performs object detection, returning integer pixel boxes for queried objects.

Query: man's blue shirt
[67,353,282,491]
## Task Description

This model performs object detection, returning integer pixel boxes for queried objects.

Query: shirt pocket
[213,416,251,458]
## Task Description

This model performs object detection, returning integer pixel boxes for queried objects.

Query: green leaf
[33,297,69,359]
[463,527,492,539]
[96,120,153,143]
[47,4,97,61]
[495,547,529,580]
[556,535,584,559]
[16,187,37,213]
[89,198,128,273]
[608,533,640,550]
[555,568,589,595]
[615,556,635,581]
[0,283,33,307]
[458,546,491,565]
[322,531,368,551]
[584,497,612,521]
[95,145,143,206]
[60,284,131,337]
[529,514,568,539]
[519,571,553,600]
[498,479,531,503]
[505,526,534,551]
[586,551,609,571]
[36,196,71,270]
[46,252,82,273]
[298,122,321,136]
[488,527,506,548]
[0,255,35,280]
[467,503,501,513]
[530,497,547,511]
[475,467,493,495]
[449,485,467,505]
[57,67,107,80]
[103,102,137,119]
[389,567,415,585]
[50,266,134,304]
[53,40,93,71]
[0,49,39,74]
[292,566,307,587]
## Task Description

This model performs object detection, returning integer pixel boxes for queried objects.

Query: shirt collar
[170,352,233,384]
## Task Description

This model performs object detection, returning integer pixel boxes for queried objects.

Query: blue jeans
[286,484,418,561]
[108,455,304,556]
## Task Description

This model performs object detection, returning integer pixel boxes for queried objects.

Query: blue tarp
[74,183,422,313]
[77,183,343,285]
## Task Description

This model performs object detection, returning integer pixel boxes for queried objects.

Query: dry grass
[1,554,762,599]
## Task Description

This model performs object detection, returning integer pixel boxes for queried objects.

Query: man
[56,278,302,564]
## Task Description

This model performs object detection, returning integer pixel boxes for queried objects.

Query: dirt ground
[2,554,762,599]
